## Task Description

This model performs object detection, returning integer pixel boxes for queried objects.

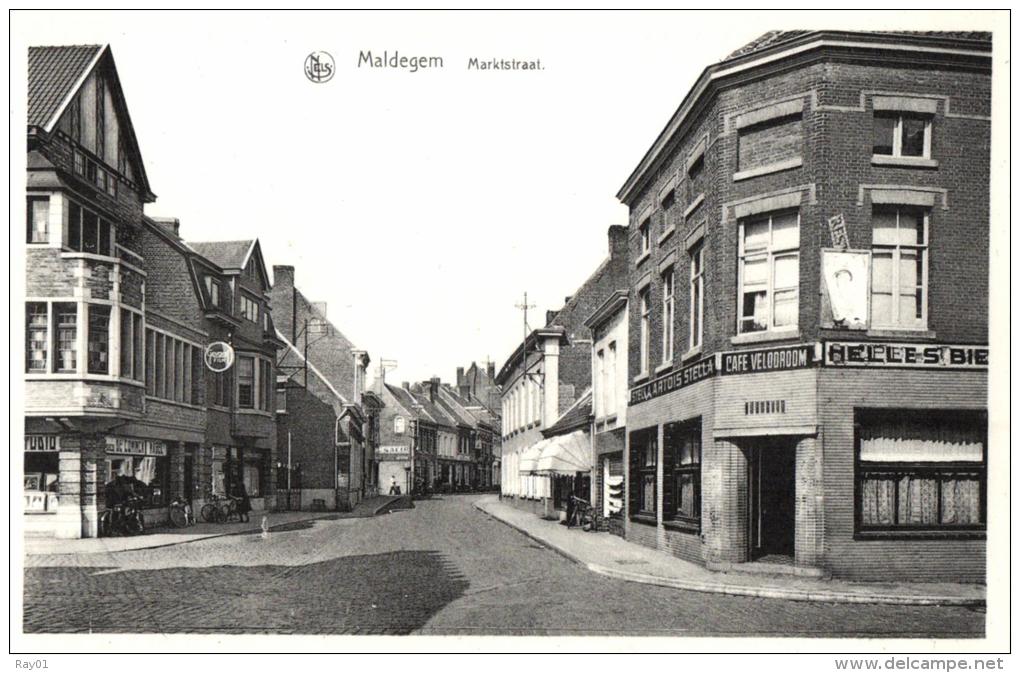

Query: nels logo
[304,51,335,83]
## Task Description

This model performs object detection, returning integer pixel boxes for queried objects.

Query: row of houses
[497,30,991,583]
[22,44,501,538]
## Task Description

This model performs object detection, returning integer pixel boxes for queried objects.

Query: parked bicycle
[99,495,146,537]
[200,494,243,523]
[168,496,195,528]
[569,495,603,532]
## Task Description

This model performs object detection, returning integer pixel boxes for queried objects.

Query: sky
[12,10,998,386]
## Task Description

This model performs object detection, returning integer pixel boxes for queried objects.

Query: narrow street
[24,495,984,637]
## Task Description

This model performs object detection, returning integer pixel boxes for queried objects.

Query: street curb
[474,501,985,608]
[26,511,346,556]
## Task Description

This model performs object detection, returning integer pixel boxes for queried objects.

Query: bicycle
[569,495,603,532]
[200,493,230,523]
[99,495,146,536]
[168,496,195,527]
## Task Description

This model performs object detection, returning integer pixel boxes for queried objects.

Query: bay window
[66,201,114,256]
[87,305,110,374]
[55,304,77,372]
[871,207,928,329]
[856,410,985,534]
[26,303,48,372]
[738,211,799,333]
[27,197,49,244]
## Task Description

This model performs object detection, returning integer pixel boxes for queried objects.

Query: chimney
[456,367,465,385]
[151,216,180,237]
[458,384,471,400]
[486,361,495,380]
[429,377,440,403]
[546,310,558,325]
[271,265,296,343]
[608,224,628,260]
[402,381,410,390]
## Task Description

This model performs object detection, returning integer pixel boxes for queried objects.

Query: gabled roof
[187,240,256,271]
[384,384,429,421]
[28,44,103,128]
[542,388,592,438]
[435,386,481,428]
[28,44,155,201]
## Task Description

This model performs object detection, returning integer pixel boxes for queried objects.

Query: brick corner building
[617,30,990,582]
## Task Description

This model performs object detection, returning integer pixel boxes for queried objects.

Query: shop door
[748,439,796,561]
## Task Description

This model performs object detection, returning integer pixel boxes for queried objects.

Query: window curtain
[860,418,983,462]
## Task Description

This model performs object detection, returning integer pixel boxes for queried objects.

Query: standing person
[389,475,398,495]
[234,481,252,523]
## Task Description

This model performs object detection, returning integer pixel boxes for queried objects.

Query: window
[55,304,77,372]
[639,289,650,374]
[27,197,49,243]
[856,410,985,533]
[240,294,260,323]
[639,219,651,256]
[738,211,799,333]
[261,360,272,411]
[595,349,606,417]
[394,416,406,434]
[26,303,48,372]
[606,341,617,414]
[87,306,110,374]
[661,189,676,233]
[689,243,704,350]
[871,207,928,329]
[629,429,658,519]
[237,356,255,408]
[665,420,701,528]
[65,200,113,256]
[73,149,86,176]
[144,329,199,404]
[873,113,930,158]
[205,276,221,308]
[276,381,288,414]
[687,153,705,204]
[661,268,675,363]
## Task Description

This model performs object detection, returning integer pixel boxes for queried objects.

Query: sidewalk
[24,495,406,556]
[475,495,985,607]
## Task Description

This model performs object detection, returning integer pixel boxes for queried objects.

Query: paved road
[24,495,984,636]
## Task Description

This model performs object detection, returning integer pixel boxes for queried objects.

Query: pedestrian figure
[234,481,252,523]
[389,475,398,495]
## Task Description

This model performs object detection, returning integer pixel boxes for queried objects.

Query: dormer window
[204,276,221,308]
[240,293,260,323]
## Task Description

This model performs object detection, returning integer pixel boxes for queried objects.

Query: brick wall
[277,384,339,491]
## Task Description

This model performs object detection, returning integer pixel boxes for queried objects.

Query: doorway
[748,438,796,562]
[183,450,195,504]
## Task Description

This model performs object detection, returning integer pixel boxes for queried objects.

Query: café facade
[625,341,988,582]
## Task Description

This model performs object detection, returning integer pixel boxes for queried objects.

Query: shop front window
[856,410,985,534]
[105,447,171,508]
[24,441,60,513]
[629,428,658,520]
[665,419,701,529]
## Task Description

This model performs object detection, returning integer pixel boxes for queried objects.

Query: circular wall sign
[204,341,235,372]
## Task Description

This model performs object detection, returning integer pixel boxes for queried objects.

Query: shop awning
[518,438,552,474]
[535,430,590,475]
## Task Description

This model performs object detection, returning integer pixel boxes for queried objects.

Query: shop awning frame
[534,430,591,476]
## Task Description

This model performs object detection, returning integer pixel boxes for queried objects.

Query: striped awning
[518,438,552,474]
[535,430,590,475]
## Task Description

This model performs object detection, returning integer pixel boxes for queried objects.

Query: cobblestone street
[24,495,985,637]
